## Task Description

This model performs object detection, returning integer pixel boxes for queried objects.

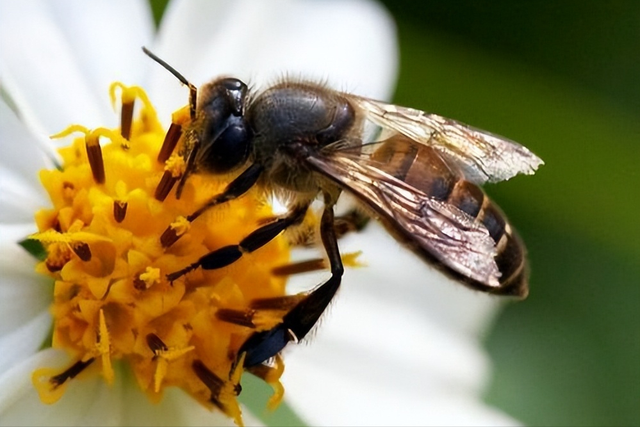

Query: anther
[192,360,225,409]
[46,258,66,272]
[146,333,168,355]
[272,258,326,276]
[160,226,180,248]
[133,277,147,291]
[160,216,190,248]
[113,200,127,223]
[85,134,105,184]
[154,171,178,201]
[249,295,303,311]
[71,242,92,261]
[157,123,182,163]
[216,308,256,328]
[120,99,134,140]
[50,358,95,388]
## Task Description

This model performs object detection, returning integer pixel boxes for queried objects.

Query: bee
[143,47,543,369]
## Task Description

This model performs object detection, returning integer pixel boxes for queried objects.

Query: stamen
[146,333,195,392]
[34,83,292,425]
[158,123,182,163]
[273,251,364,276]
[85,134,105,184]
[160,216,190,248]
[32,358,96,405]
[216,308,256,328]
[272,258,326,276]
[249,295,305,311]
[192,360,225,409]
[113,200,127,223]
[147,333,169,354]
[154,171,179,201]
[158,105,190,163]
[110,82,160,141]
[45,243,72,272]
[71,242,92,261]
[50,358,95,388]
[134,267,161,290]
[120,99,134,140]
[160,227,179,248]
[155,155,186,201]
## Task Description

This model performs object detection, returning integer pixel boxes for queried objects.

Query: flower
[0,0,519,425]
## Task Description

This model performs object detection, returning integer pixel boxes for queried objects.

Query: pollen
[29,83,293,425]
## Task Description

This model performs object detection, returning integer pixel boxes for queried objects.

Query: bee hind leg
[239,194,343,367]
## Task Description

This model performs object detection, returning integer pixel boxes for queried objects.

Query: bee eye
[219,78,248,115]
[200,116,252,173]
[221,78,244,91]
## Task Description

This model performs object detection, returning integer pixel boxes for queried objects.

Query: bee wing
[306,153,501,288]
[350,96,543,184]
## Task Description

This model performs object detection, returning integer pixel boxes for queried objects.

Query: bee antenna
[142,46,197,120]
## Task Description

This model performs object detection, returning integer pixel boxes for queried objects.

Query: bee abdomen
[371,137,527,294]
[372,138,458,201]
[448,180,527,293]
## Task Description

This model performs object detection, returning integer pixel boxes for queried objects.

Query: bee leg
[239,195,343,367]
[167,203,308,282]
[160,164,264,248]
[187,163,264,222]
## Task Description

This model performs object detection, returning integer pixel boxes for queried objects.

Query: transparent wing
[306,153,501,288]
[351,96,543,184]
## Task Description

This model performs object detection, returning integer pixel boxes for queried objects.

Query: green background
[379,2,639,426]
[151,1,639,425]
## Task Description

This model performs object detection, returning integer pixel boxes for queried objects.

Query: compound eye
[218,78,248,116]
[200,116,251,174]
[220,78,244,91]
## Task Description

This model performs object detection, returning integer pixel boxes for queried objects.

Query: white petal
[284,352,520,426]
[149,0,398,121]
[348,223,504,338]
[0,99,53,223]
[0,349,124,426]
[46,0,155,100]
[120,386,237,427]
[281,222,507,424]
[0,310,51,375]
[0,1,111,136]
[0,224,51,337]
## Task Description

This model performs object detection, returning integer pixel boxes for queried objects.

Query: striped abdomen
[371,136,528,297]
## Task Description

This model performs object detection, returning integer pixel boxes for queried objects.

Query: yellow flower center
[28,83,294,425]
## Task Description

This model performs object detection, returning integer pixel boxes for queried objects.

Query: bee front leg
[239,193,344,367]
[160,163,264,248]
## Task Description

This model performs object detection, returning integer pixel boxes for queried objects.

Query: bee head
[195,78,252,174]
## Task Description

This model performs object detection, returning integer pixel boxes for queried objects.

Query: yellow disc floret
[29,83,292,426]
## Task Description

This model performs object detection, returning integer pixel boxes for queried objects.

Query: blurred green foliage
[380,1,640,425]
[149,1,639,425]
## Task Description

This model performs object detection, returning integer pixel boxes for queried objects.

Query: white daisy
[0,0,519,425]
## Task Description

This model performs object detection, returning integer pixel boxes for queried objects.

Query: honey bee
[143,47,543,369]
